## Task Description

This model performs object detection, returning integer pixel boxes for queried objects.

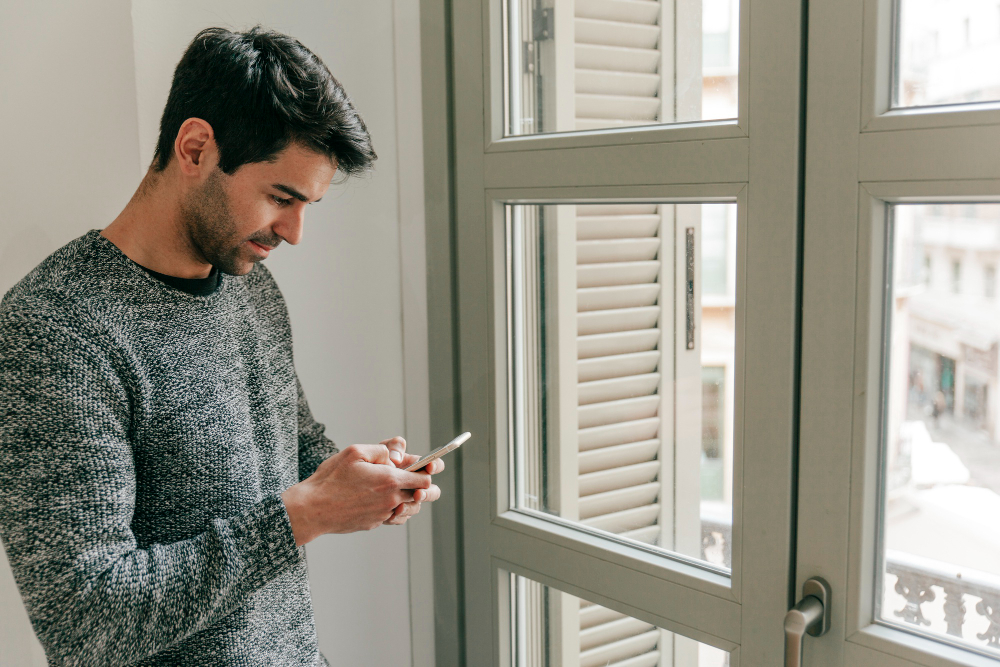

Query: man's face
[180,142,337,275]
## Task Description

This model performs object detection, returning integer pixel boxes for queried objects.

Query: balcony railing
[699,518,1000,654]
[886,549,1000,651]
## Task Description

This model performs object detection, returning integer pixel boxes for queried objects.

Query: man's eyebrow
[272,184,322,203]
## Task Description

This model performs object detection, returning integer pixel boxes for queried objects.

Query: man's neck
[101,167,214,280]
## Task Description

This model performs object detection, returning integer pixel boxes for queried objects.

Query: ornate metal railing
[698,519,1000,653]
[886,549,1000,651]
[700,512,732,570]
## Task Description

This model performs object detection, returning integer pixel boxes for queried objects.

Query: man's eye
[272,195,292,207]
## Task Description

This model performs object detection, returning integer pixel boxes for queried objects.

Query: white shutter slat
[578,350,660,382]
[606,652,662,667]
[579,374,660,405]
[581,617,655,651]
[578,481,660,519]
[578,307,660,336]
[580,629,661,667]
[577,238,660,264]
[578,437,660,472]
[574,18,660,49]
[576,203,658,217]
[578,262,660,288]
[579,460,660,496]
[576,93,661,121]
[577,328,659,359]
[578,395,660,430]
[580,604,627,630]
[578,284,660,312]
[576,69,661,98]
[576,215,661,240]
[579,417,661,451]
[620,524,661,544]
[575,0,660,24]
[582,503,660,533]
[575,44,660,74]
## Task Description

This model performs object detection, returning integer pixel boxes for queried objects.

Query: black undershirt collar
[141,266,222,296]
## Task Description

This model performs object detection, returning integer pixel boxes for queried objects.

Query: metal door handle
[784,577,831,667]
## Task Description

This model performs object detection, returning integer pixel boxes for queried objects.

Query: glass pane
[509,202,737,573]
[894,0,1000,108]
[505,0,740,136]
[509,573,731,666]
[880,203,1000,656]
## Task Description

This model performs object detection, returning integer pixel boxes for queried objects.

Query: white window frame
[799,0,1000,663]
[422,0,808,662]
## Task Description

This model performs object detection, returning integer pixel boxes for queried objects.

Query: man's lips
[248,240,274,257]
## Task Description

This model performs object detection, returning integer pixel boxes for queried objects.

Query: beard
[180,169,280,276]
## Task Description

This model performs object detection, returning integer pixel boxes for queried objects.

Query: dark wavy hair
[152,26,376,176]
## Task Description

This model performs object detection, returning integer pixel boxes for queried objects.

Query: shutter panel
[530,2,673,662]
[574,0,664,130]
[575,202,664,542]
[573,202,667,664]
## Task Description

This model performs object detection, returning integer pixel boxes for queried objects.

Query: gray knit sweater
[0,230,337,666]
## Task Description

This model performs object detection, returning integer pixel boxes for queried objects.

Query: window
[894,0,1000,108]
[509,572,732,666]
[700,205,729,298]
[879,204,1000,657]
[702,0,733,69]
[505,0,741,135]
[952,259,961,294]
[701,366,725,503]
[510,201,737,571]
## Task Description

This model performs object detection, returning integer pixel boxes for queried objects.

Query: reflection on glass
[894,0,1000,108]
[510,573,731,666]
[506,0,739,136]
[880,204,1000,656]
[509,202,737,572]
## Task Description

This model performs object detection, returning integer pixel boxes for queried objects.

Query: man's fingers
[380,436,407,465]
[394,469,433,490]
[414,484,441,503]
[394,489,416,506]
[398,453,422,469]
[347,444,393,465]
[395,454,446,474]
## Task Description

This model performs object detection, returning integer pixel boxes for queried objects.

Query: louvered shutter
[569,201,676,666]
[514,1,707,664]
[571,1,677,664]
[576,203,665,545]
[574,0,664,131]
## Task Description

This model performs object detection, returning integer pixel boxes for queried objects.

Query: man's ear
[173,118,219,178]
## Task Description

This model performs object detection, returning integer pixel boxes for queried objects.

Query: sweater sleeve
[296,375,339,481]
[0,313,301,665]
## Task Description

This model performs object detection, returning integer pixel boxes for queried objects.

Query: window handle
[784,577,831,667]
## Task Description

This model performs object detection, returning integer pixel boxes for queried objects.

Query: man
[0,27,442,665]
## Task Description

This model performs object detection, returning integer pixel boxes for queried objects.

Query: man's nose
[275,206,305,246]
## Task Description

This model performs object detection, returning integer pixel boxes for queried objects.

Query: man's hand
[281,437,445,545]
[281,441,441,546]
[379,436,445,526]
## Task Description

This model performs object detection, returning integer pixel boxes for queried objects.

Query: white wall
[0,2,430,665]
[0,1,141,663]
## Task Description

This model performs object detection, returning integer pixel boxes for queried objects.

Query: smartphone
[405,432,471,471]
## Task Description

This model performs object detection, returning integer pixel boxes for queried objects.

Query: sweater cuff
[223,494,301,591]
